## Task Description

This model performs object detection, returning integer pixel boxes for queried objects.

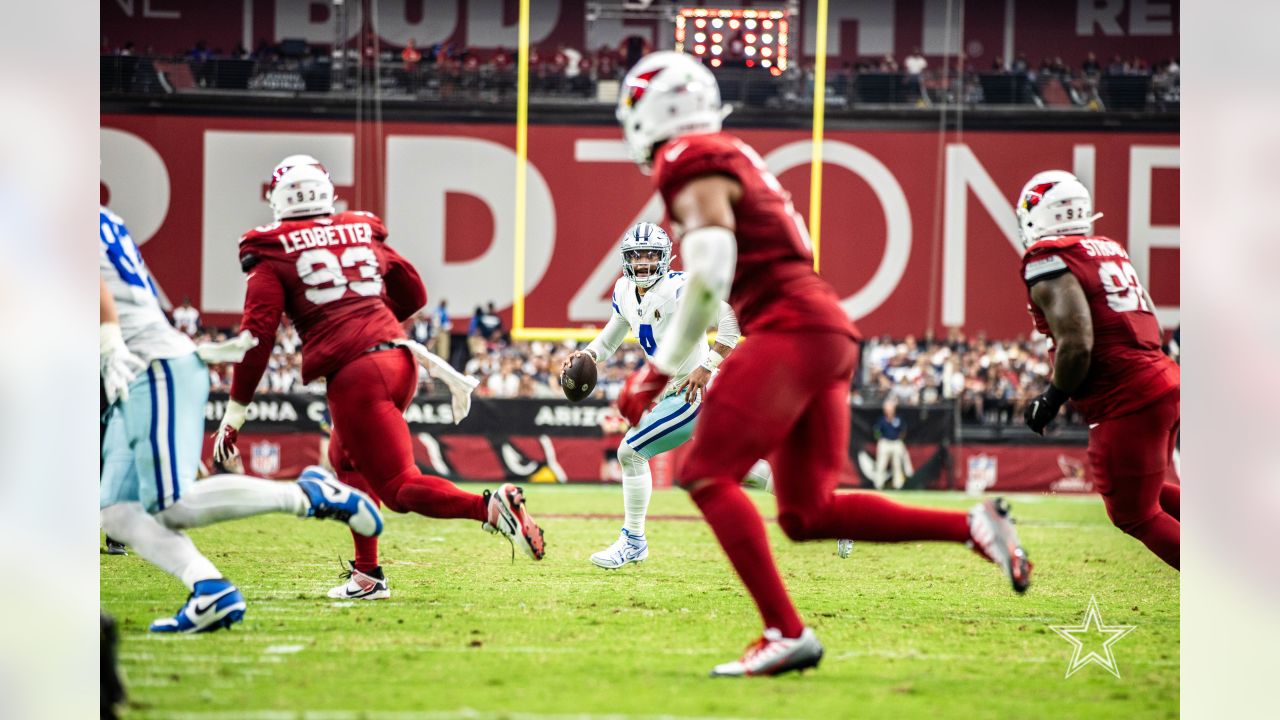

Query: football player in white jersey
[99,206,383,633]
[566,223,759,568]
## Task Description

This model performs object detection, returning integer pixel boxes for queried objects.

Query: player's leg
[327,349,544,559]
[590,395,700,568]
[145,354,381,536]
[1160,406,1181,520]
[676,336,823,675]
[766,336,1029,593]
[1091,390,1180,569]
[873,439,890,490]
[326,427,389,600]
[106,365,244,633]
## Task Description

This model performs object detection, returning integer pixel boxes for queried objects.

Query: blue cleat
[150,578,246,633]
[297,465,383,537]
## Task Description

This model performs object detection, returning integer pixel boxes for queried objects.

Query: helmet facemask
[620,222,673,289]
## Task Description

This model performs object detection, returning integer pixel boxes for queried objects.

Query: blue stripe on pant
[101,352,210,513]
[623,394,702,460]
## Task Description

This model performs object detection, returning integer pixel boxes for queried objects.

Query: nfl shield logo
[250,441,282,477]
[965,454,997,496]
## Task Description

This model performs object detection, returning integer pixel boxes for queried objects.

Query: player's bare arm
[1025,271,1094,434]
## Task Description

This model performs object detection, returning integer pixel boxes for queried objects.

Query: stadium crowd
[182,302,1091,427]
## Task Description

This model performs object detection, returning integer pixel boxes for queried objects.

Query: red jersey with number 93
[1021,235,1179,422]
[231,211,425,404]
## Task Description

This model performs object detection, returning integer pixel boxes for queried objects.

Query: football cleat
[296,465,384,537]
[327,560,390,600]
[150,578,246,633]
[836,539,854,559]
[967,498,1032,594]
[710,627,824,677]
[482,484,545,560]
[590,528,649,569]
[103,536,128,555]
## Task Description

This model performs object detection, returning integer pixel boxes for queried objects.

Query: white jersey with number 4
[587,272,740,398]
[99,207,194,363]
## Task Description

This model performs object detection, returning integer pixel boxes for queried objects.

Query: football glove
[196,330,259,364]
[617,364,670,426]
[1024,384,1069,436]
[213,400,248,464]
[100,322,145,405]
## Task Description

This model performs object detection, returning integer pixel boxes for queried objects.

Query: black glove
[1024,384,1070,435]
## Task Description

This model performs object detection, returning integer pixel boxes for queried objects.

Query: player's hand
[213,400,249,464]
[617,364,670,426]
[678,366,713,403]
[561,350,594,376]
[196,330,259,364]
[100,322,145,405]
[1024,384,1069,435]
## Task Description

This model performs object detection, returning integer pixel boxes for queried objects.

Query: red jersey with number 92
[1022,235,1178,422]
[230,211,424,404]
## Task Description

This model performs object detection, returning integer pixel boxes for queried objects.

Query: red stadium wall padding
[101,114,1179,338]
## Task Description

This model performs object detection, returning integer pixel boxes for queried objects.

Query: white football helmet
[616,51,731,169]
[620,222,673,289]
[1015,170,1103,248]
[266,154,329,201]
[269,164,335,220]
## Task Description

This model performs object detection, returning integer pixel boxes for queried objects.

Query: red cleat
[483,484,546,560]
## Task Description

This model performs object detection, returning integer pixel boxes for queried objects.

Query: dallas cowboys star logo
[1050,595,1137,678]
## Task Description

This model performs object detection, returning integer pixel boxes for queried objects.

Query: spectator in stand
[1107,54,1128,75]
[409,311,431,345]
[878,54,899,72]
[595,45,619,80]
[1012,53,1030,74]
[903,47,927,76]
[872,400,908,490]
[433,299,452,361]
[479,301,504,340]
[119,41,135,57]
[1082,52,1101,77]
[402,38,422,72]
[172,297,200,336]
[467,306,487,357]
[485,357,520,398]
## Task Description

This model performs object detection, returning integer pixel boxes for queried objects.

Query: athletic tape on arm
[653,226,736,373]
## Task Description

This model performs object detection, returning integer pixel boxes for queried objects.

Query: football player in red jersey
[1017,170,1180,569]
[613,52,1031,677]
[214,161,546,598]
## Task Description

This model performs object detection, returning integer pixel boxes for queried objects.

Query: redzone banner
[101,114,1178,337]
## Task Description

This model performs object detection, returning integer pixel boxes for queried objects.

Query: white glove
[213,400,248,464]
[196,330,259,364]
[100,322,145,405]
[394,339,479,424]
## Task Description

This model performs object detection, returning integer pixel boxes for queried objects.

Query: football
[561,353,597,402]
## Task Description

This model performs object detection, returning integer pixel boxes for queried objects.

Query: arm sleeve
[381,244,428,322]
[652,227,736,374]
[713,302,741,349]
[229,268,286,405]
[585,312,631,361]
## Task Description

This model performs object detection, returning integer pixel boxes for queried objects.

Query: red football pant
[326,348,487,570]
[680,332,970,638]
[1089,388,1180,569]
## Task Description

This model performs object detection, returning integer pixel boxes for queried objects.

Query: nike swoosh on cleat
[192,588,237,615]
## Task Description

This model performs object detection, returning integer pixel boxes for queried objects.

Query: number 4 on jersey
[638,323,658,356]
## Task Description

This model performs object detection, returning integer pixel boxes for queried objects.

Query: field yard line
[832,648,1178,667]
[150,711,792,720]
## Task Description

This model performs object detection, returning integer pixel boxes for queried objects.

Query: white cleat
[710,627,824,677]
[327,560,390,600]
[967,497,1032,594]
[482,484,545,560]
[590,528,649,569]
[836,539,854,558]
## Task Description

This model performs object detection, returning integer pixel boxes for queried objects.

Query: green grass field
[102,486,1178,720]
